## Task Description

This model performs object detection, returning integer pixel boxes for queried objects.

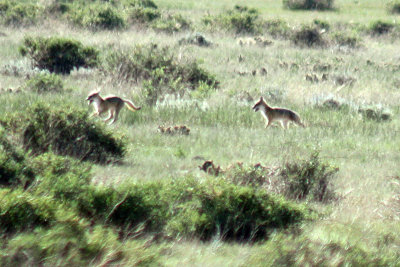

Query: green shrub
[70,4,126,30]
[331,31,361,48]
[291,25,326,47]
[0,189,55,232]
[102,44,217,105]
[283,0,334,10]
[0,129,35,188]
[263,19,291,38]
[280,152,338,202]
[5,103,126,164]
[128,6,160,23]
[162,177,307,241]
[203,5,262,34]
[19,36,99,74]
[151,13,191,33]
[0,1,42,26]
[388,1,400,14]
[24,72,64,93]
[369,20,395,35]
[358,106,392,122]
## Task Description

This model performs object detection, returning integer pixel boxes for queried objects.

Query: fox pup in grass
[86,91,141,124]
[252,96,305,129]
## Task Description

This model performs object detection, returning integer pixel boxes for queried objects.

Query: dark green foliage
[6,103,125,164]
[264,19,291,38]
[125,0,158,9]
[280,152,338,202]
[102,44,217,105]
[0,129,34,188]
[151,13,191,33]
[179,33,212,47]
[129,6,160,23]
[0,189,55,232]
[291,25,326,47]
[203,5,262,34]
[24,72,64,93]
[162,177,307,241]
[358,106,392,122]
[19,36,99,74]
[70,4,126,30]
[388,1,400,14]
[331,31,360,48]
[0,1,42,26]
[283,0,335,10]
[369,20,395,35]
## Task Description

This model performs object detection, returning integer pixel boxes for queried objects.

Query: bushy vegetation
[369,20,396,35]
[0,0,42,26]
[4,103,126,164]
[102,43,218,105]
[203,5,262,34]
[388,1,400,14]
[291,25,326,47]
[24,72,64,93]
[19,36,99,74]
[0,129,34,188]
[283,0,335,10]
[69,3,126,30]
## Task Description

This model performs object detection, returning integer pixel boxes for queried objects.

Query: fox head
[252,96,266,112]
[86,91,100,105]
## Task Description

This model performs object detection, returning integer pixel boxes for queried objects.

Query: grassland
[1,0,400,266]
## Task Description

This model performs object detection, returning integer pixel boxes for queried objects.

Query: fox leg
[282,120,289,129]
[109,110,120,124]
[104,110,114,122]
[265,120,272,129]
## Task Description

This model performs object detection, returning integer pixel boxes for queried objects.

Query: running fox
[252,97,305,129]
[86,91,141,124]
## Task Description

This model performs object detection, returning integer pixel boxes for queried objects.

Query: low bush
[0,1,42,26]
[69,4,126,30]
[369,20,396,35]
[203,5,262,34]
[280,152,338,202]
[151,13,191,33]
[128,6,160,24]
[388,1,400,14]
[0,189,55,233]
[330,31,361,48]
[5,103,126,164]
[358,106,392,122]
[24,72,64,93]
[263,19,291,38]
[291,25,326,47]
[102,44,217,105]
[0,129,35,188]
[19,36,99,74]
[283,0,335,10]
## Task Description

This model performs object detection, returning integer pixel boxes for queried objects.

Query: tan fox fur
[252,96,305,129]
[86,91,141,124]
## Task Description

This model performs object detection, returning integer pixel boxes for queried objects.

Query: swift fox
[252,97,305,129]
[86,91,141,124]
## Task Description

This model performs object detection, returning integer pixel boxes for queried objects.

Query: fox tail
[124,99,141,112]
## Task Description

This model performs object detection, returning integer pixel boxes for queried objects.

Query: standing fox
[252,97,305,129]
[86,91,141,124]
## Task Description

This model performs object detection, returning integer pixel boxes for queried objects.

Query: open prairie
[1,0,400,266]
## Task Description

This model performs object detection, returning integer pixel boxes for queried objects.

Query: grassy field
[1,0,400,266]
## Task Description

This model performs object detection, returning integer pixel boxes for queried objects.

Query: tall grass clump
[0,189,55,233]
[19,36,99,74]
[69,3,126,30]
[0,1,42,26]
[4,103,126,164]
[369,20,396,35]
[283,0,335,10]
[203,5,262,34]
[102,44,217,105]
[24,72,64,93]
[0,129,34,188]
[291,25,326,47]
[388,1,400,14]
[151,13,191,33]
[280,152,338,202]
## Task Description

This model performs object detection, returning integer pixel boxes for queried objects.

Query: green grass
[1,0,400,265]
